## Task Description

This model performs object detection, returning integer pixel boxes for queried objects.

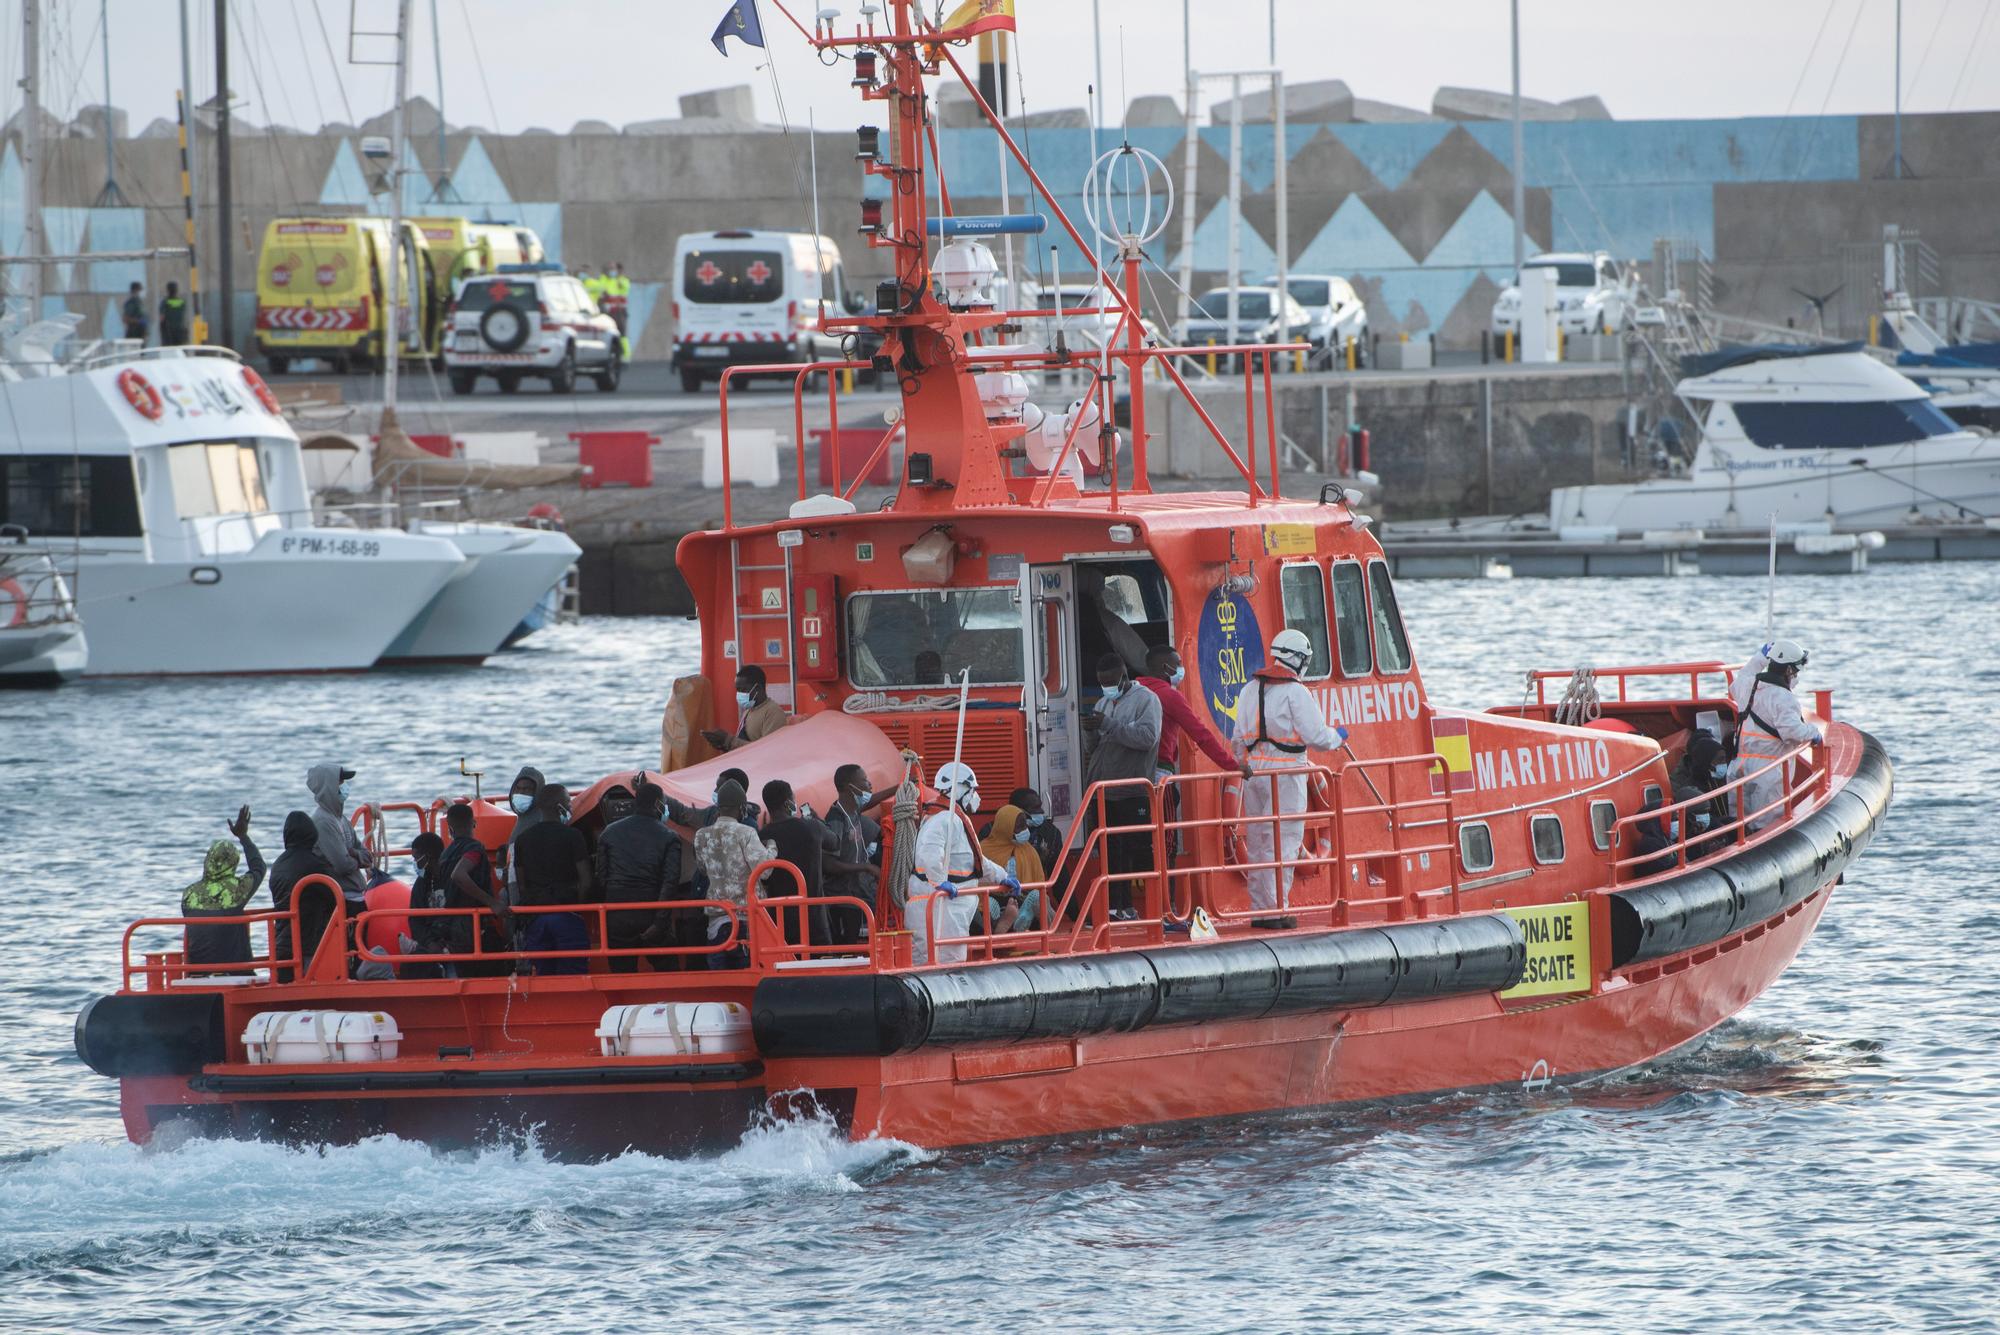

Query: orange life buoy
[241,366,282,416]
[0,577,27,628]
[117,368,164,422]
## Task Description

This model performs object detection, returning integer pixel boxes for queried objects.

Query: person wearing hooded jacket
[1231,628,1349,929]
[181,805,266,969]
[1728,641,1823,833]
[269,810,338,982]
[305,762,371,899]
[501,765,546,900]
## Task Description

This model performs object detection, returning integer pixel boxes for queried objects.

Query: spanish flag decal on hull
[1431,716,1474,794]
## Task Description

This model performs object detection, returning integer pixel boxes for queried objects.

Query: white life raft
[242,1010,403,1064]
[596,1002,754,1058]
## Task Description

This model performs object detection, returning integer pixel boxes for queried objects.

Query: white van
[671,230,852,393]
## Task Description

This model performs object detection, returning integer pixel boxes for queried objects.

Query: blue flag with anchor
[711,0,766,56]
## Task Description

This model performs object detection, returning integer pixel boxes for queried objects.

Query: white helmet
[1767,639,1809,669]
[935,761,980,812]
[1271,627,1313,672]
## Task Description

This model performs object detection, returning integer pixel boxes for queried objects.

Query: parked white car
[1491,251,1631,338]
[444,265,622,394]
[1262,273,1368,366]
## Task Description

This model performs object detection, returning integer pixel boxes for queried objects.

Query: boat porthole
[190,566,222,586]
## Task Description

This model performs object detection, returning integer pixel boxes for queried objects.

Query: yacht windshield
[1731,399,1958,450]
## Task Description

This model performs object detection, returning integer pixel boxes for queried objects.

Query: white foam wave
[0,1111,926,1264]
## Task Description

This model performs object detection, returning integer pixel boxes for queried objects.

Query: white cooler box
[243,1010,403,1064]
[597,1002,753,1057]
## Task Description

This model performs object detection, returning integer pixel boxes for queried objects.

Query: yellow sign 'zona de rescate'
[1500,901,1592,999]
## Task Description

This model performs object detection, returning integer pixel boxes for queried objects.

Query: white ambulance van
[670,230,852,393]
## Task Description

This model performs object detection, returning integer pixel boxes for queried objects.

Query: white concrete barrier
[459,432,544,467]
[698,426,781,488]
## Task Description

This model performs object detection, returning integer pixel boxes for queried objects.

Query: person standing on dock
[1232,629,1349,930]
[121,282,149,343]
[158,282,190,346]
[1729,640,1823,833]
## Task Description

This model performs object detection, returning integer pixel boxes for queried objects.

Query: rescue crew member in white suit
[908,762,1019,965]
[1729,639,1823,833]
[1230,628,1348,930]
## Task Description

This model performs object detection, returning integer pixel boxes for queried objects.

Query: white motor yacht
[0,347,466,675]
[0,541,86,684]
[1549,344,2000,533]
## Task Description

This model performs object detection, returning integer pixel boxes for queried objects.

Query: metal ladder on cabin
[729,536,800,719]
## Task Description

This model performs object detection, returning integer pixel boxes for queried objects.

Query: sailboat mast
[21,0,42,315]
[384,0,412,410]
[216,0,234,348]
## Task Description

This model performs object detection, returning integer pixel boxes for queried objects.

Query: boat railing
[710,335,1309,531]
[346,900,750,975]
[1607,736,1831,884]
[1516,661,1737,712]
[75,343,243,372]
[918,753,1464,965]
[745,859,884,971]
[352,800,441,861]
[0,547,80,627]
[118,872,354,990]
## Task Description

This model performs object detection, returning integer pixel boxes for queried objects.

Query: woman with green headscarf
[182,805,267,970]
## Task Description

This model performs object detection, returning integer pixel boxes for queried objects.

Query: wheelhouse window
[1367,561,1412,673]
[0,455,142,537]
[166,443,270,520]
[1731,399,1958,450]
[1278,563,1332,680]
[683,250,785,305]
[1531,813,1566,864]
[1590,800,1617,851]
[1459,822,1495,873]
[1331,561,1372,677]
[847,587,1021,688]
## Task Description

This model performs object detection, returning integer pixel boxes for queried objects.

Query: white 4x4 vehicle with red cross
[444,264,623,395]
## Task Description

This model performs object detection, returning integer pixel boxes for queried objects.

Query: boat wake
[0,1110,927,1272]
[1574,1017,1886,1105]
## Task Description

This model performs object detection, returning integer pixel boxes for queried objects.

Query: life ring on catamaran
[116,368,164,421]
[0,577,28,628]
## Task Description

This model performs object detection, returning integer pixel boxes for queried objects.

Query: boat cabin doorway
[1018,557,1174,829]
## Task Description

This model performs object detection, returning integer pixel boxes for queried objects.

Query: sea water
[1,564,1995,1332]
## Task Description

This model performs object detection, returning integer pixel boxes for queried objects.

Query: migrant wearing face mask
[503,765,548,899]
[305,761,370,897]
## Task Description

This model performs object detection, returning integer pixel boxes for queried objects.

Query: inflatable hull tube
[75,992,227,1077]
[1609,729,1892,968]
[752,913,1525,1058]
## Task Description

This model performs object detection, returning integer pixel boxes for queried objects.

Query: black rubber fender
[1149,938,1284,1026]
[1012,951,1162,1041]
[1378,915,1527,1003]
[74,992,227,1077]
[1262,929,1400,1013]
[751,973,927,1057]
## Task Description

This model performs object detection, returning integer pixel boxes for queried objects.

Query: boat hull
[378,523,581,665]
[0,621,87,685]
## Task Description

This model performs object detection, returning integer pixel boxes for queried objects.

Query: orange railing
[1608,737,1831,883]
[346,900,749,975]
[351,801,440,861]
[710,337,1309,531]
[120,872,349,990]
[744,859,884,970]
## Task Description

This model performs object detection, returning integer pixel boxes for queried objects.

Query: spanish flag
[940,0,1017,38]
[1430,716,1474,795]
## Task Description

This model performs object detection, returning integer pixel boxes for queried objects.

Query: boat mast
[178,0,205,342]
[20,0,42,316]
[383,0,412,416]
[216,0,235,349]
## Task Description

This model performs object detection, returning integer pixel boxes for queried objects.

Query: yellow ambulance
[254,216,443,374]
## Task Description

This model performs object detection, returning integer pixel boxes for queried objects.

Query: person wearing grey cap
[693,778,774,970]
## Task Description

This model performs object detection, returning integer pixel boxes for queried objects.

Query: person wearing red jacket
[1138,644,1251,858]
